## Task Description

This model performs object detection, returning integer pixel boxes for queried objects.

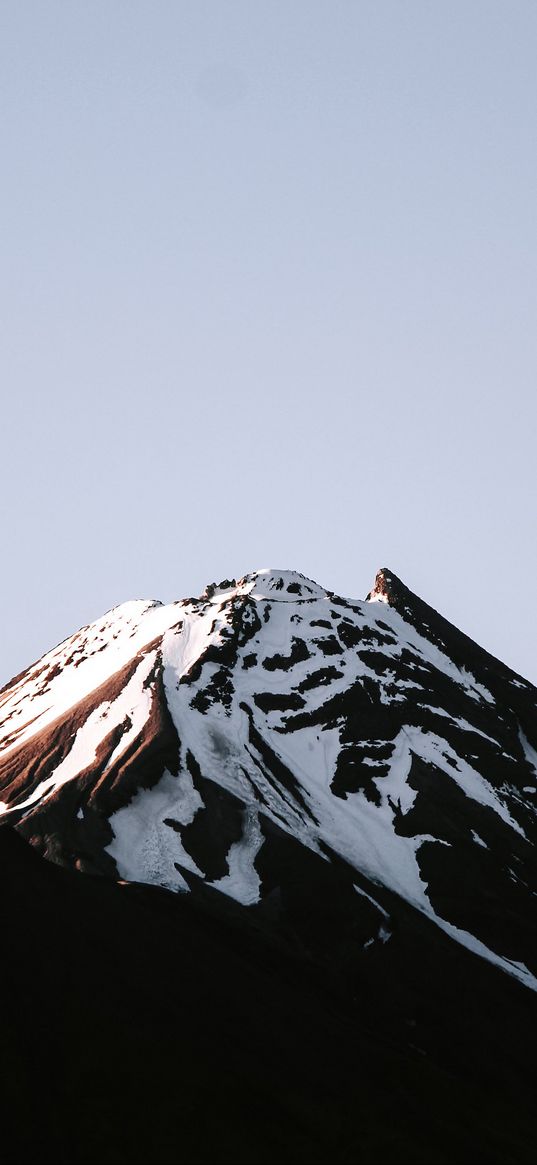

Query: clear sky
[1,1,537,686]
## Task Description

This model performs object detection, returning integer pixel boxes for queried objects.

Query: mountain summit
[1,566,536,992]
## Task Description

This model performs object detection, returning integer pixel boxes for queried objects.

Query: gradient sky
[2,1,537,687]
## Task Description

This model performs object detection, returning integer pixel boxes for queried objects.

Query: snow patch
[353,883,390,919]
[210,807,263,905]
[106,769,204,892]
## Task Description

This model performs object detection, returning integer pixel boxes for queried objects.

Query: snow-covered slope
[1,567,536,990]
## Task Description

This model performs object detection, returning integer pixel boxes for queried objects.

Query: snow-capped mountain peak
[1,566,536,992]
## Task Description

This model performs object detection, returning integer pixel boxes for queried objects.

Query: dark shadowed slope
[1,824,536,1165]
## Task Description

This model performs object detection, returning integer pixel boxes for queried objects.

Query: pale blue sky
[2,1,537,685]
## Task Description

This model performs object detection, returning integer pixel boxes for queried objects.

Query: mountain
[1,567,536,1164]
